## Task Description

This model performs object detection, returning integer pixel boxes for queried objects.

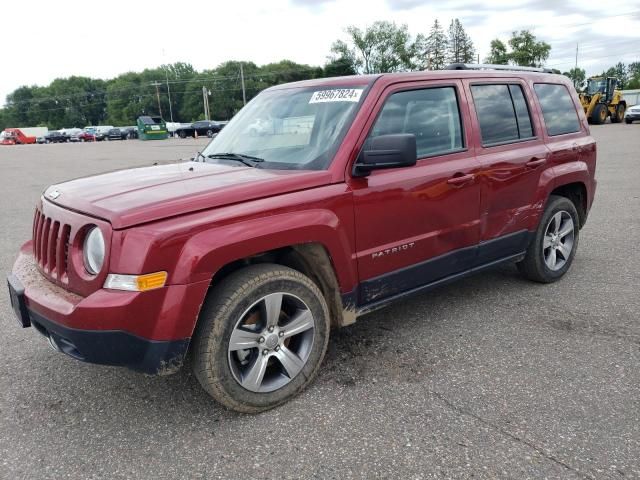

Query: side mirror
[353,134,417,177]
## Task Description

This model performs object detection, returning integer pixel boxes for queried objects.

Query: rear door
[532,82,594,176]
[464,80,550,264]
[349,80,482,305]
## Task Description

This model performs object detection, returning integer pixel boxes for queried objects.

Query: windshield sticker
[309,89,363,104]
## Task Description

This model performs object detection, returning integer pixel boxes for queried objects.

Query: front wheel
[192,264,330,413]
[591,104,607,125]
[517,195,580,283]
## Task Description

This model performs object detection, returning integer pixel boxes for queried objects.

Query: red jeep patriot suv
[8,65,596,412]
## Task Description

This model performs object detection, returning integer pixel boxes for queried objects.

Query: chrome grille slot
[32,209,72,284]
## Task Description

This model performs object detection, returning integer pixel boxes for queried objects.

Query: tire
[611,104,625,123]
[625,118,632,124]
[206,129,213,138]
[192,264,330,413]
[591,104,607,125]
[517,195,580,283]
[179,130,186,139]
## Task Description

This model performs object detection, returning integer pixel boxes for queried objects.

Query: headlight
[83,227,105,275]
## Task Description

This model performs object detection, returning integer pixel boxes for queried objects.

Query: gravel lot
[1,126,639,479]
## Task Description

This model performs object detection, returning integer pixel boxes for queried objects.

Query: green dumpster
[137,116,168,140]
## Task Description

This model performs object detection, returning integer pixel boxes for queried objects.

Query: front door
[349,80,481,305]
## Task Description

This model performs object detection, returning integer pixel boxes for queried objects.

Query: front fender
[173,209,357,289]
[109,185,357,293]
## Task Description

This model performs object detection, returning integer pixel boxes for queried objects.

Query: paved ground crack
[428,389,600,480]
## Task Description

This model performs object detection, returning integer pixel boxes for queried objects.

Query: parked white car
[625,104,640,124]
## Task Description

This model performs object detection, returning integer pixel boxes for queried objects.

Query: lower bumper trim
[28,308,190,375]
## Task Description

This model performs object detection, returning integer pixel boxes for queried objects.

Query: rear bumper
[10,242,210,374]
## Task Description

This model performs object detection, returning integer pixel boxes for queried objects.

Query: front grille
[32,208,71,283]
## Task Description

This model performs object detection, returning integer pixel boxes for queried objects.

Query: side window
[471,84,535,145]
[534,83,581,136]
[369,87,464,158]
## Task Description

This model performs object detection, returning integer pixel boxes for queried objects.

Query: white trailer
[18,127,48,138]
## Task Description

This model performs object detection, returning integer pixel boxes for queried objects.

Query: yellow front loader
[579,77,626,124]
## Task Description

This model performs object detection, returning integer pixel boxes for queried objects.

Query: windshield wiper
[206,152,265,167]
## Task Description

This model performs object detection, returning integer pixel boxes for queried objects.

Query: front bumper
[625,113,640,121]
[9,243,210,375]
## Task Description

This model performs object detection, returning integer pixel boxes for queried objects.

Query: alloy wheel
[228,292,315,393]
[543,210,575,271]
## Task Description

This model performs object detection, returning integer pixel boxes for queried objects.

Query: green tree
[323,57,357,77]
[425,19,448,69]
[485,39,509,64]
[330,21,423,74]
[563,67,586,89]
[447,19,475,64]
[507,30,551,67]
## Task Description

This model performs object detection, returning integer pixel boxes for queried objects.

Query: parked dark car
[175,120,223,138]
[107,128,127,141]
[44,131,69,143]
[120,126,138,139]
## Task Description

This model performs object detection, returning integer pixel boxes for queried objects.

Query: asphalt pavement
[0,127,638,479]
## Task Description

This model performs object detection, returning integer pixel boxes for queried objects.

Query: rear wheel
[206,129,213,138]
[192,264,330,413]
[611,104,625,123]
[179,130,186,139]
[517,195,579,283]
[591,104,608,124]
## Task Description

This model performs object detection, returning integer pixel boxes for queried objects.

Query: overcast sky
[1,0,639,105]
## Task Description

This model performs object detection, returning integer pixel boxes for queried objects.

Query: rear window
[533,83,581,136]
[471,84,534,146]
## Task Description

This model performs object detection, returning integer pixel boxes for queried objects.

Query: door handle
[447,173,475,186]
[526,157,547,168]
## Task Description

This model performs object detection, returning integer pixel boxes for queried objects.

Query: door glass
[471,83,537,145]
[370,87,464,158]
[534,83,581,136]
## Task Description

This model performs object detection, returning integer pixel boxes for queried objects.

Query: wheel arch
[549,181,588,228]
[205,242,351,330]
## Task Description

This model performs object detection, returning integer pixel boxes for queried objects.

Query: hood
[44,161,333,229]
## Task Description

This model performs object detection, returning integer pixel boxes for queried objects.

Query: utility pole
[151,81,163,118]
[202,86,210,120]
[240,63,247,105]
[575,43,579,70]
[165,67,174,122]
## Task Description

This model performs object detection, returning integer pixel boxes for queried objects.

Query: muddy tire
[591,104,607,125]
[517,195,580,283]
[611,104,625,123]
[192,264,330,413]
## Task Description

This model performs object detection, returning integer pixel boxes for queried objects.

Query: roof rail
[445,63,554,74]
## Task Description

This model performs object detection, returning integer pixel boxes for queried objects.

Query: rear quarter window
[533,83,581,136]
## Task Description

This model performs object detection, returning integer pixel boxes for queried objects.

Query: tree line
[0,19,575,131]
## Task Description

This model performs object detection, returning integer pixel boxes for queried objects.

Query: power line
[2,67,320,108]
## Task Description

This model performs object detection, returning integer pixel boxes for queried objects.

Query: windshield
[201,85,368,170]
[587,79,606,95]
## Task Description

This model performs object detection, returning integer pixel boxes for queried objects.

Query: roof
[267,68,564,92]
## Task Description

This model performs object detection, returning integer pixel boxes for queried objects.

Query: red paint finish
[12,69,597,348]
